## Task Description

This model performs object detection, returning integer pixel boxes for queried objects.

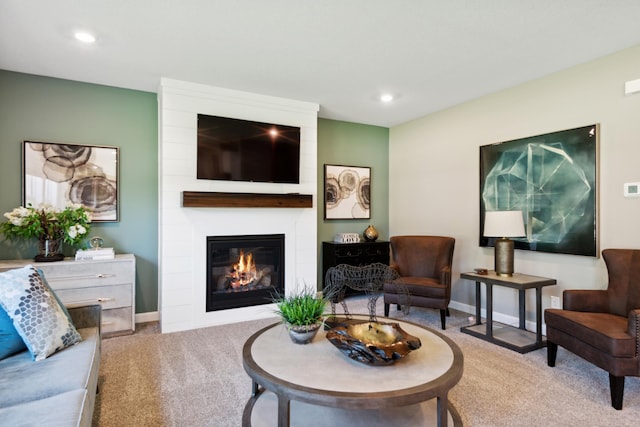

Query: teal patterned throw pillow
[0,265,81,361]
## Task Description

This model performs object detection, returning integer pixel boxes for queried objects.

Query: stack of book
[75,248,115,261]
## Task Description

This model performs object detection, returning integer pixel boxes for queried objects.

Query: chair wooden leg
[547,341,557,367]
[440,309,446,330]
[384,303,390,317]
[609,374,625,410]
[446,308,450,317]
[396,304,401,311]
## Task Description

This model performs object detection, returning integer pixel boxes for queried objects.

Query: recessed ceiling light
[380,94,394,103]
[74,31,97,44]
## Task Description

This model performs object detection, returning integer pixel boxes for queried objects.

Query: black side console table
[322,241,390,294]
[460,271,556,354]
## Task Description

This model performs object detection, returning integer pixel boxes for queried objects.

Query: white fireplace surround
[159,78,319,333]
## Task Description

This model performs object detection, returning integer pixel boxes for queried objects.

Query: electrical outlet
[550,296,561,309]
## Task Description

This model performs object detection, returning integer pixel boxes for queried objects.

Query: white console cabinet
[0,254,136,337]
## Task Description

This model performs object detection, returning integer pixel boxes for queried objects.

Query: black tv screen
[197,114,301,184]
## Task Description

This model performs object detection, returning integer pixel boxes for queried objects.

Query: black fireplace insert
[206,234,284,311]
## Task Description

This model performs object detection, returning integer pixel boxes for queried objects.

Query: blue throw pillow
[0,265,81,361]
[0,306,27,360]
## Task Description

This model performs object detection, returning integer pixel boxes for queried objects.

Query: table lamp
[483,210,525,277]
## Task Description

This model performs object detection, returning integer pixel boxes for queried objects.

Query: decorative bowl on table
[325,320,422,366]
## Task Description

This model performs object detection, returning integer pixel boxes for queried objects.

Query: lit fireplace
[226,251,262,289]
[206,234,284,311]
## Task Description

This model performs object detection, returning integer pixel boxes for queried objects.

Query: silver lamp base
[494,238,514,277]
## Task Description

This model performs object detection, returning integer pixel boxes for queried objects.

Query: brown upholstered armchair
[545,249,640,410]
[383,235,455,329]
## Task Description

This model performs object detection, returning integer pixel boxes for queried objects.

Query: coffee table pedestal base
[245,390,460,427]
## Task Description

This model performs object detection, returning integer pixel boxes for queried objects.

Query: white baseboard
[136,304,547,335]
[135,311,160,324]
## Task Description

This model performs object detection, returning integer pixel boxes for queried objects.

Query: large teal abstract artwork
[479,124,599,257]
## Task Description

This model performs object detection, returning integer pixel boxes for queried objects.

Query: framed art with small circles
[324,164,370,220]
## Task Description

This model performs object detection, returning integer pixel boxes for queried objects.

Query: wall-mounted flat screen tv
[197,114,301,184]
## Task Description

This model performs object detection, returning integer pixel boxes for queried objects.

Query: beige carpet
[93,297,640,426]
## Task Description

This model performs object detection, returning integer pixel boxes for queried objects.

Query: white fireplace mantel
[159,78,319,333]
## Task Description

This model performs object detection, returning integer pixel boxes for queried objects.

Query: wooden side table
[460,271,556,353]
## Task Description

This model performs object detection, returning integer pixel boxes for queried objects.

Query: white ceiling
[1,1,640,127]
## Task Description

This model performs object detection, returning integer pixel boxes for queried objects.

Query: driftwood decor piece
[325,320,422,365]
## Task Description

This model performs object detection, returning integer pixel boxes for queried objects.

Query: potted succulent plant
[272,287,327,344]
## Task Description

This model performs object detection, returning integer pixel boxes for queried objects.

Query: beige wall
[389,45,640,323]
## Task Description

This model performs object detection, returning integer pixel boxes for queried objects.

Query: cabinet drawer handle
[48,273,115,281]
[66,297,115,305]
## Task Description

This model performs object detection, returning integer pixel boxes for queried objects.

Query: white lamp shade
[484,210,525,238]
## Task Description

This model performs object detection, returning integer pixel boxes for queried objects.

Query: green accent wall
[317,118,390,287]
[0,71,391,312]
[0,70,159,313]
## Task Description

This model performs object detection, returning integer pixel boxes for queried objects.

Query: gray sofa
[0,305,101,427]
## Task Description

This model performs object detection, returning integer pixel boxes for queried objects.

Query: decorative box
[334,233,361,244]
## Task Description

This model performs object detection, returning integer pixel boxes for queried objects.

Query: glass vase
[35,238,65,262]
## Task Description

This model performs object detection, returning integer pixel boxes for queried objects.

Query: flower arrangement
[1,203,91,247]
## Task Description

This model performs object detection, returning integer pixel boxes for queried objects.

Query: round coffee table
[242,315,463,427]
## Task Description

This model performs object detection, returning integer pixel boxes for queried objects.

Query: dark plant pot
[287,322,322,344]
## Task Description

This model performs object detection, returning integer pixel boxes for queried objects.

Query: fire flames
[228,250,257,288]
